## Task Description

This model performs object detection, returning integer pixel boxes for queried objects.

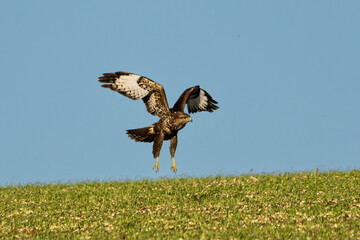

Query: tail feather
[126,126,156,142]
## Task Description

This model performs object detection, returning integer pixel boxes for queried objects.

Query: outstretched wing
[172,85,219,113]
[99,72,170,117]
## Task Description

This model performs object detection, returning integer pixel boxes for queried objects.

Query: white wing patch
[187,89,208,113]
[114,74,149,100]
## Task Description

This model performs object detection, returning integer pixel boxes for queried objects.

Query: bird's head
[174,112,192,125]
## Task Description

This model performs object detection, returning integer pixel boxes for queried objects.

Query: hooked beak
[188,117,193,122]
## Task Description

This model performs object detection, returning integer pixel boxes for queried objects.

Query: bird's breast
[163,127,172,134]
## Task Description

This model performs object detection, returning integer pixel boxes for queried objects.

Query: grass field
[1,170,360,239]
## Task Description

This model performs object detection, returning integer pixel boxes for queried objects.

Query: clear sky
[1,1,360,185]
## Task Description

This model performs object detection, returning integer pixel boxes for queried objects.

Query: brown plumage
[99,71,219,173]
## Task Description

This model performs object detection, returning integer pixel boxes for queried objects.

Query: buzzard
[98,71,219,173]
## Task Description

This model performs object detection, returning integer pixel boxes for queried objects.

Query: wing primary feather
[100,84,114,89]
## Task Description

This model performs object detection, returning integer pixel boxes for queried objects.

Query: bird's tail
[126,125,156,143]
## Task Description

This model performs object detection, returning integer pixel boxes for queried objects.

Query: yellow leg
[152,157,159,173]
[171,157,177,173]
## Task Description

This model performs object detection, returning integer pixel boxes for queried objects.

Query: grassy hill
[1,170,360,239]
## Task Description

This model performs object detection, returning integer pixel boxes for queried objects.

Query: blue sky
[1,1,359,185]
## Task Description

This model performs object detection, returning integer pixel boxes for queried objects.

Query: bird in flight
[98,71,219,173]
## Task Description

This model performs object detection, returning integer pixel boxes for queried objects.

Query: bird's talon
[171,157,177,173]
[153,158,159,173]
[152,165,159,172]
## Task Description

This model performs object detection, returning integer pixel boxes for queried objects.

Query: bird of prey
[98,71,219,173]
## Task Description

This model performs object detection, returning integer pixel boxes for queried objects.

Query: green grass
[1,170,360,239]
